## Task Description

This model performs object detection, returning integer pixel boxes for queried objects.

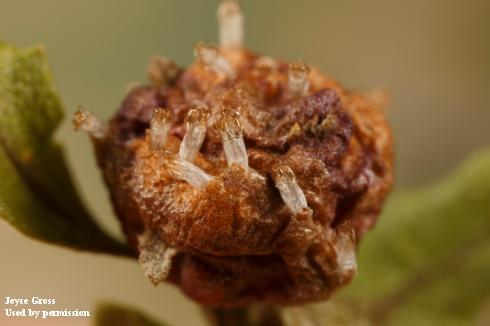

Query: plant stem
[204,306,283,326]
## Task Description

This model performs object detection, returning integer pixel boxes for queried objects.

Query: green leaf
[0,41,133,257]
[95,302,166,326]
[282,149,490,325]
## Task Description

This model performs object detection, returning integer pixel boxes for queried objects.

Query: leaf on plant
[95,302,166,326]
[282,149,490,325]
[0,41,133,257]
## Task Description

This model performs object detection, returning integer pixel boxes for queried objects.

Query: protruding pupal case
[76,0,394,307]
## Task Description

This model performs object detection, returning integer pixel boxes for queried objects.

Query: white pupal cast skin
[149,108,172,151]
[215,109,249,168]
[137,228,177,284]
[194,42,236,79]
[217,0,244,48]
[333,229,357,276]
[271,165,309,215]
[73,106,107,140]
[178,107,209,163]
[161,154,214,189]
[288,60,311,97]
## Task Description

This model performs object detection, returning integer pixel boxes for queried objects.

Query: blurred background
[0,0,489,325]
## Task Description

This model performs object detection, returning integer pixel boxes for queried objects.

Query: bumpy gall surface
[77,1,394,308]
